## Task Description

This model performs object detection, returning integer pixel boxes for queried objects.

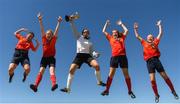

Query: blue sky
[0,0,180,103]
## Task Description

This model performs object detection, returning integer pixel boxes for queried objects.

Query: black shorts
[72,53,94,68]
[146,57,165,73]
[40,56,56,68]
[110,55,128,68]
[11,49,30,66]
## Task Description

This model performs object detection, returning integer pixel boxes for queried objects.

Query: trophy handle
[65,12,80,22]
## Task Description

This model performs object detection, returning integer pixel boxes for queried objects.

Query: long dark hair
[113,29,123,38]
[28,32,35,38]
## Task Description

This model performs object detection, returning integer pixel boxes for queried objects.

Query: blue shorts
[72,53,94,68]
[40,56,56,68]
[146,57,165,73]
[11,49,30,66]
[110,55,128,68]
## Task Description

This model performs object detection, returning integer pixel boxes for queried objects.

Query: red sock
[50,75,56,86]
[125,77,132,92]
[165,78,175,92]
[105,77,113,92]
[35,73,42,87]
[151,81,159,96]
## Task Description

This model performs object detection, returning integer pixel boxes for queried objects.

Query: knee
[8,69,14,75]
[50,67,55,75]
[161,73,169,80]
[9,63,15,70]
[8,64,16,74]
[125,75,130,79]
[149,73,155,81]
[124,71,130,78]
[8,67,14,73]
[39,67,45,75]
[69,64,78,75]
[25,69,30,74]
[24,65,30,74]
[109,70,115,78]
[69,70,74,75]
[93,64,100,71]
[69,68,76,75]
[163,75,169,80]
[150,77,156,82]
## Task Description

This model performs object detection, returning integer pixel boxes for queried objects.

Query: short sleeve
[154,38,160,45]
[16,33,23,40]
[106,34,111,41]
[141,39,146,46]
[121,34,126,40]
[52,35,57,43]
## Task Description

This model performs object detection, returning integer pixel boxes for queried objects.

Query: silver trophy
[65,12,80,22]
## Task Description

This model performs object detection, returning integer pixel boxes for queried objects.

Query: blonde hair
[46,29,54,35]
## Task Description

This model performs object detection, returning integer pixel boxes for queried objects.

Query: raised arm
[54,16,62,37]
[102,20,110,36]
[32,38,40,52]
[134,22,143,41]
[37,12,45,37]
[156,20,163,40]
[14,28,28,35]
[116,19,128,36]
[69,20,81,39]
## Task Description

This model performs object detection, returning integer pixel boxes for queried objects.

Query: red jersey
[106,34,126,56]
[15,33,35,51]
[141,38,161,61]
[42,35,57,57]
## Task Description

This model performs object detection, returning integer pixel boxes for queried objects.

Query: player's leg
[147,58,160,103]
[101,67,116,96]
[120,55,135,98]
[149,73,160,103]
[60,63,79,93]
[122,67,136,98]
[8,63,17,83]
[22,63,30,82]
[101,56,118,96]
[90,59,106,86]
[8,49,20,83]
[155,58,179,99]
[22,57,31,82]
[30,57,46,92]
[30,67,45,92]
[159,71,179,99]
[49,66,58,91]
[48,57,58,91]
